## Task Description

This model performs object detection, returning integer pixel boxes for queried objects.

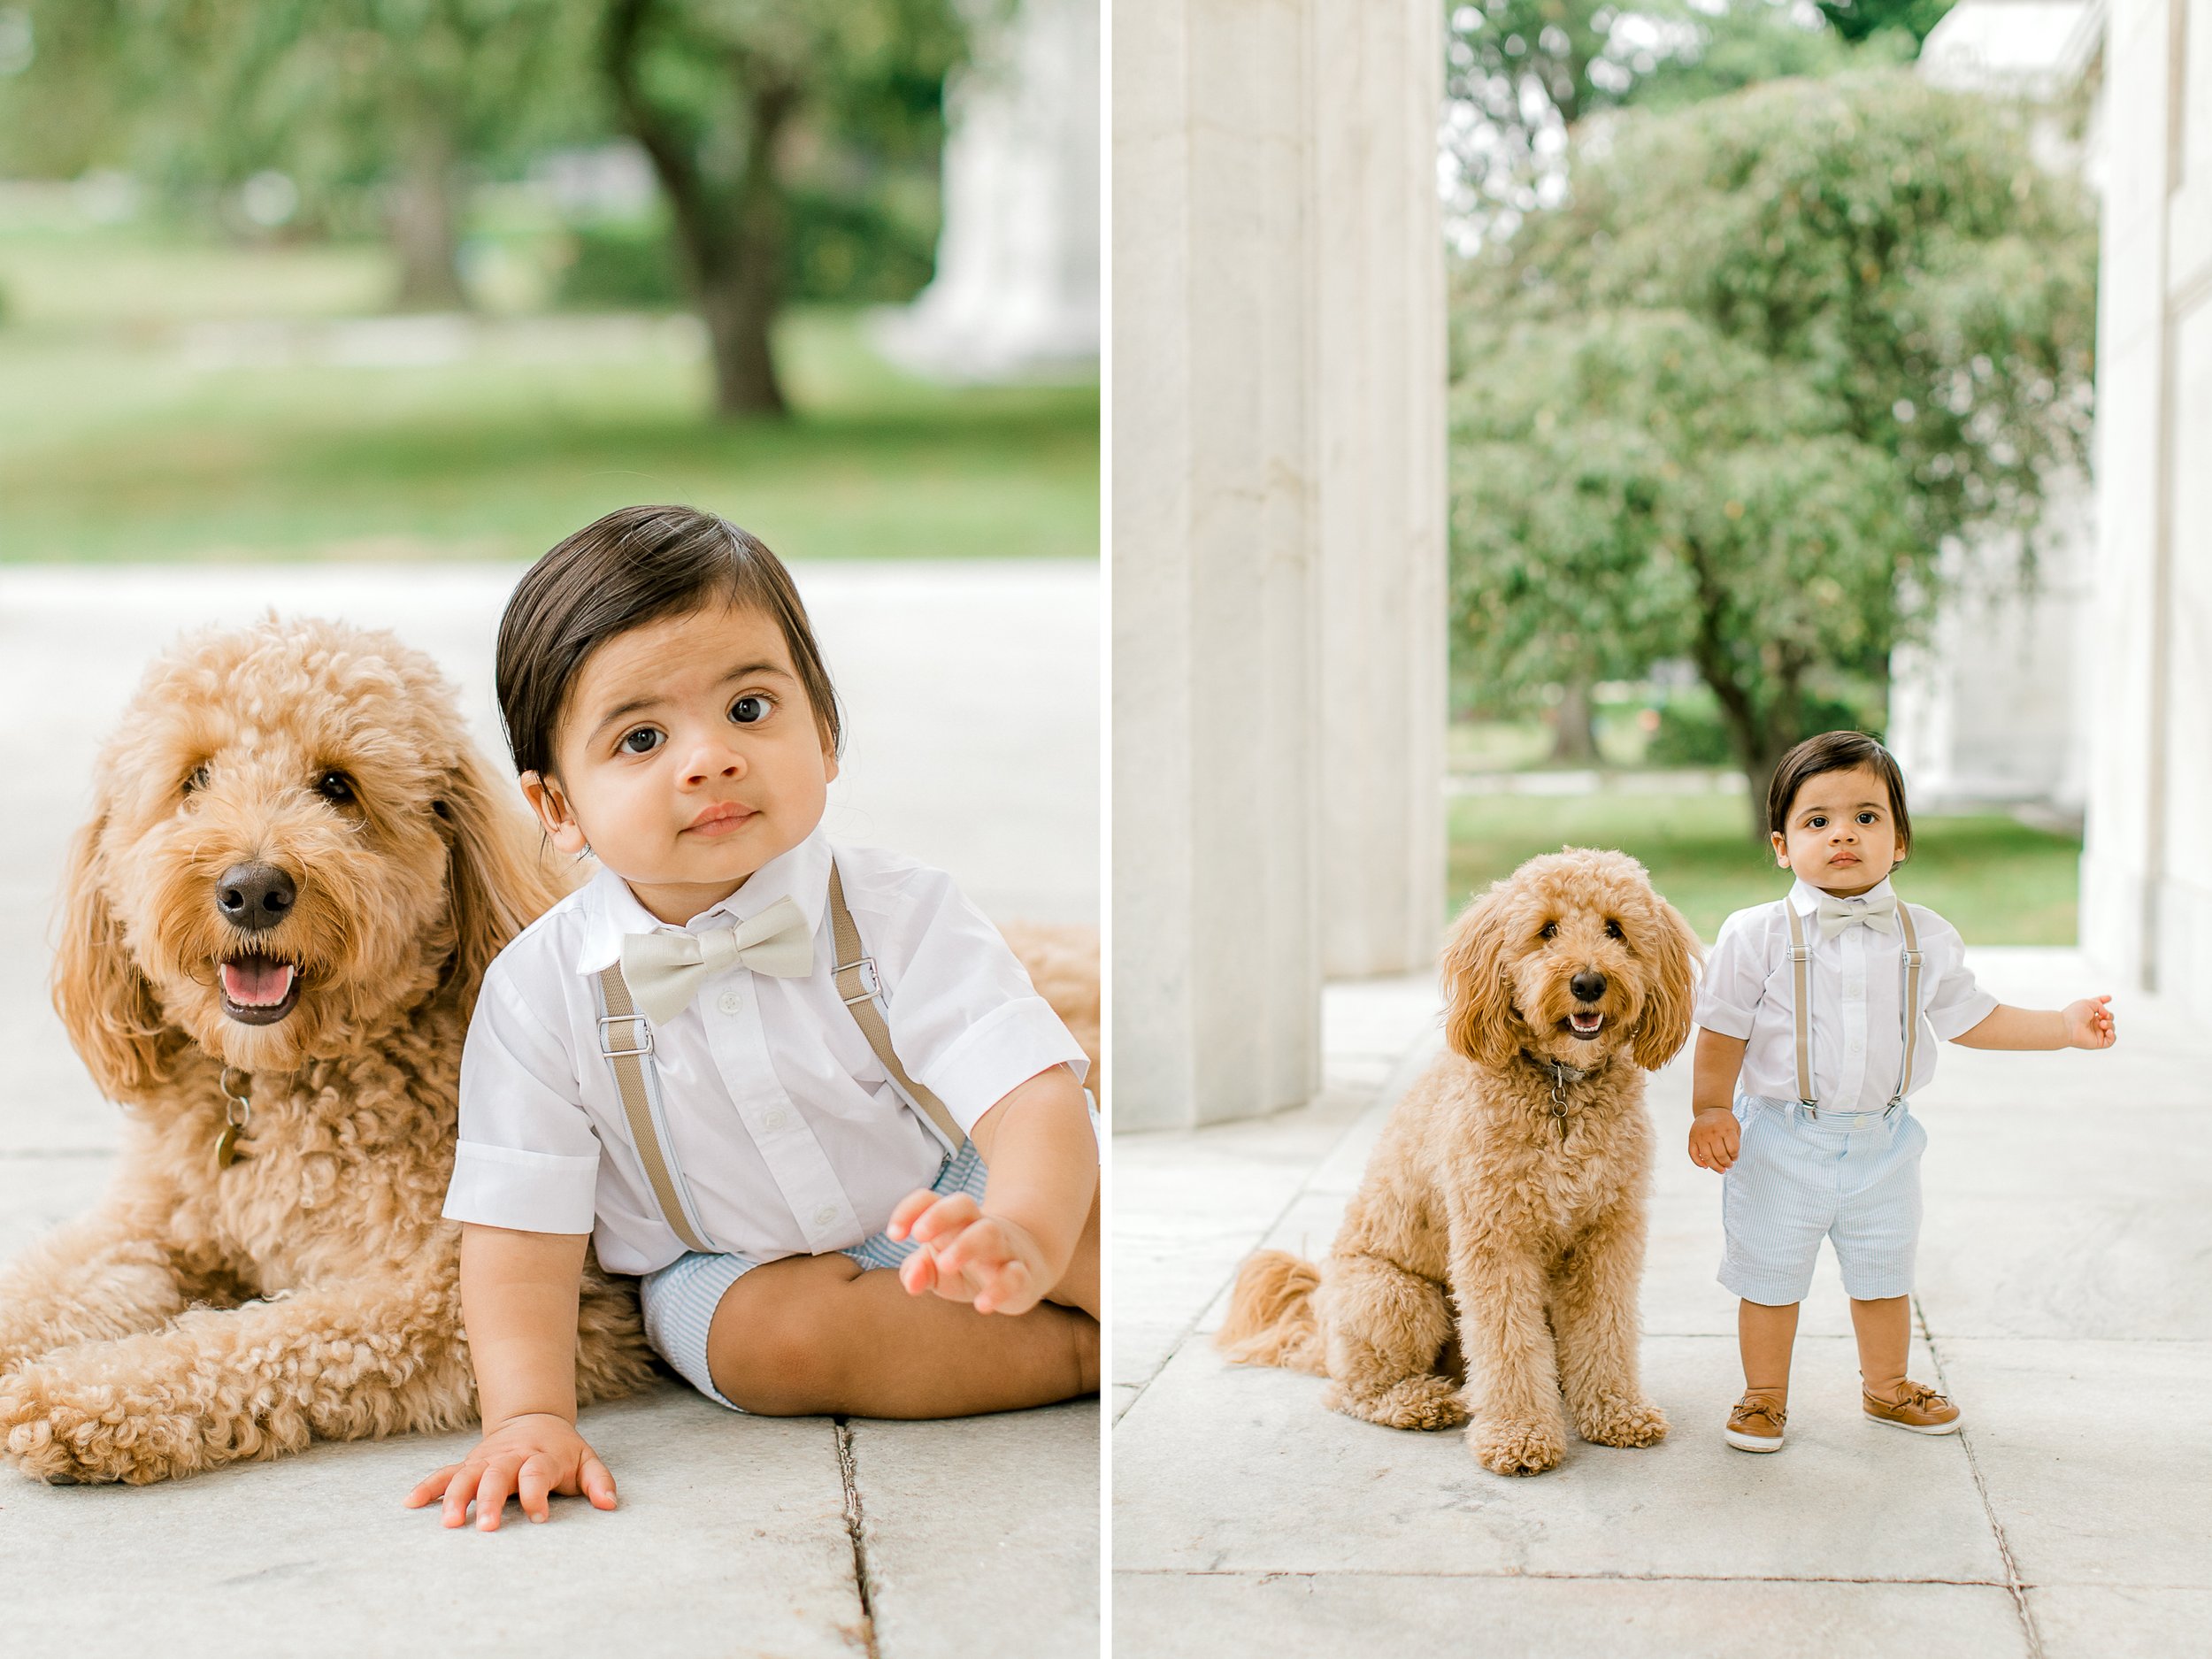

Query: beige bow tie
[619,895,815,1024]
[1816,893,1898,941]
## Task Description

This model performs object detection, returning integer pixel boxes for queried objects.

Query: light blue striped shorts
[1718,1094,1928,1306]
[639,1141,991,1410]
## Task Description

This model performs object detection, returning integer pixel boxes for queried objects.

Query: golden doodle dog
[1218,848,1700,1477]
[0,618,658,1485]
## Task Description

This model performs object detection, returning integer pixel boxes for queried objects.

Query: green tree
[0,0,597,307]
[1449,72,2096,826]
[601,0,969,418]
[1442,0,1901,248]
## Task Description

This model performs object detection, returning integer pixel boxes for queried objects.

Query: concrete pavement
[0,562,1100,1657]
[1113,951,2210,1657]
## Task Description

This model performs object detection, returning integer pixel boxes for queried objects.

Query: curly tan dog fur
[0,618,659,1485]
[1218,848,1700,1477]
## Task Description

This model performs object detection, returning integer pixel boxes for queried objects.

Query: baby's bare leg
[1849,1294,1913,1402]
[1043,1190,1101,1320]
[1740,1298,1800,1398]
[708,1254,1097,1418]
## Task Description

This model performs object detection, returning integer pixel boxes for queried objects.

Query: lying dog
[1218,848,1699,1476]
[0,618,663,1484]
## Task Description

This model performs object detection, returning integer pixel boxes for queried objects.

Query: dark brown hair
[1766,730,1912,855]
[495,505,841,780]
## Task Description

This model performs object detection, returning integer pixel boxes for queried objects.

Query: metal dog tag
[216,1065,252,1169]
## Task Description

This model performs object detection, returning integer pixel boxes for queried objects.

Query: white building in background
[1886,0,2104,818]
[876,0,1101,380]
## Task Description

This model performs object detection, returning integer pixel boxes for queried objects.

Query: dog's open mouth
[1564,1010,1605,1040]
[219,954,303,1025]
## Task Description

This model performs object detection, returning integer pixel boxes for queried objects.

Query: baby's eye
[1808,814,1827,828]
[1857,810,1878,824]
[1605,918,1624,941]
[618,726,663,756]
[1540,921,1558,940]
[729,695,772,726]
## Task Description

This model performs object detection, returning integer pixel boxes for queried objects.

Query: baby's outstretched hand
[403,1411,616,1532]
[2063,995,2116,1050]
[1687,1107,1740,1172]
[886,1189,1051,1317]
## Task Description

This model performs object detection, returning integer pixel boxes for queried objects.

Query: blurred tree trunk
[1549,675,1598,764]
[604,0,791,419]
[388,112,466,311]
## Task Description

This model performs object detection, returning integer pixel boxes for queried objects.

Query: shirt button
[813,1204,839,1228]
[718,990,742,1015]
[763,1108,787,1132]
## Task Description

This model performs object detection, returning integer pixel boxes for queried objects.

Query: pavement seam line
[1916,1295,2045,1659]
[1113,1567,2025,1587]
[1124,1575,2035,1593]
[1119,1037,1436,1418]
[834,1418,882,1659]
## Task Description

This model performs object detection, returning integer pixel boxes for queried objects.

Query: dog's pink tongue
[221,960,294,1005]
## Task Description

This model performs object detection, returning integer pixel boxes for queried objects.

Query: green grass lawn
[0,227,1097,565]
[1448,792,2081,945]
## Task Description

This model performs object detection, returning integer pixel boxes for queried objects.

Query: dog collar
[1519,1049,1597,1088]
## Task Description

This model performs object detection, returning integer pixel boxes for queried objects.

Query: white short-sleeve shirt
[1692,877,1998,1112]
[442,829,1089,1274]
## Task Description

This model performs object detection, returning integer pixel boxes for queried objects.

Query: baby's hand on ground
[1688,1108,1740,1172]
[886,1189,1052,1316]
[2062,995,2116,1050]
[403,1411,616,1532]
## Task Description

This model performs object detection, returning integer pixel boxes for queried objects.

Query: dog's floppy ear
[51,805,185,1105]
[1439,885,1521,1070]
[436,744,568,1002]
[1632,895,1703,1071]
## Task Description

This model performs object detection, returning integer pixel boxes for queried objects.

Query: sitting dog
[1217,848,1699,1476]
[0,618,661,1484]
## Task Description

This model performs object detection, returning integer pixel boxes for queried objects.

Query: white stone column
[1313,0,1448,977]
[1112,0,1446,1128]
[2079,0,2212,1008]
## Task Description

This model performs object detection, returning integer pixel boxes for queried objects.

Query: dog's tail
[1216,1250,1326,1374]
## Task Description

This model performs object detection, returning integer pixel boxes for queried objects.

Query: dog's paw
[1325,1375,1468,1431]
[1576,1394,1669,1449]
[1470,1414,1567,1476]
[0,1372,167,1485]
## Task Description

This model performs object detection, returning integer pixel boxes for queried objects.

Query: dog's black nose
[217,863,296,932]
[1571,969,1607,1003]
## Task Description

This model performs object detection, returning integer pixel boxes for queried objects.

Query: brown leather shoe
[1863,1380,1961,1435]
[1724,1391,1786,1453]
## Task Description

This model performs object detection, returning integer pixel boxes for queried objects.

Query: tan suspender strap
[827,861,970,1152]
[1785,901,1817,1108]
[595,964,711,1254]
[1891,902,1924,1109]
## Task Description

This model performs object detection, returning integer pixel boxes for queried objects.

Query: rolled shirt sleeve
[1916,909,2001,1041]
[443,966,603,1234]
[1691,905,1767,1040]
[873,868,1090,1133]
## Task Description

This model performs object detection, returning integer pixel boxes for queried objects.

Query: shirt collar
[572,828,833,975]
[1787,873,1896,916]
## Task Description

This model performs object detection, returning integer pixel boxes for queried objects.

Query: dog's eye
[1539,922,1558,940]
[316,770,356,804]
[1606,918,1624,941]
[182,763,210,795]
